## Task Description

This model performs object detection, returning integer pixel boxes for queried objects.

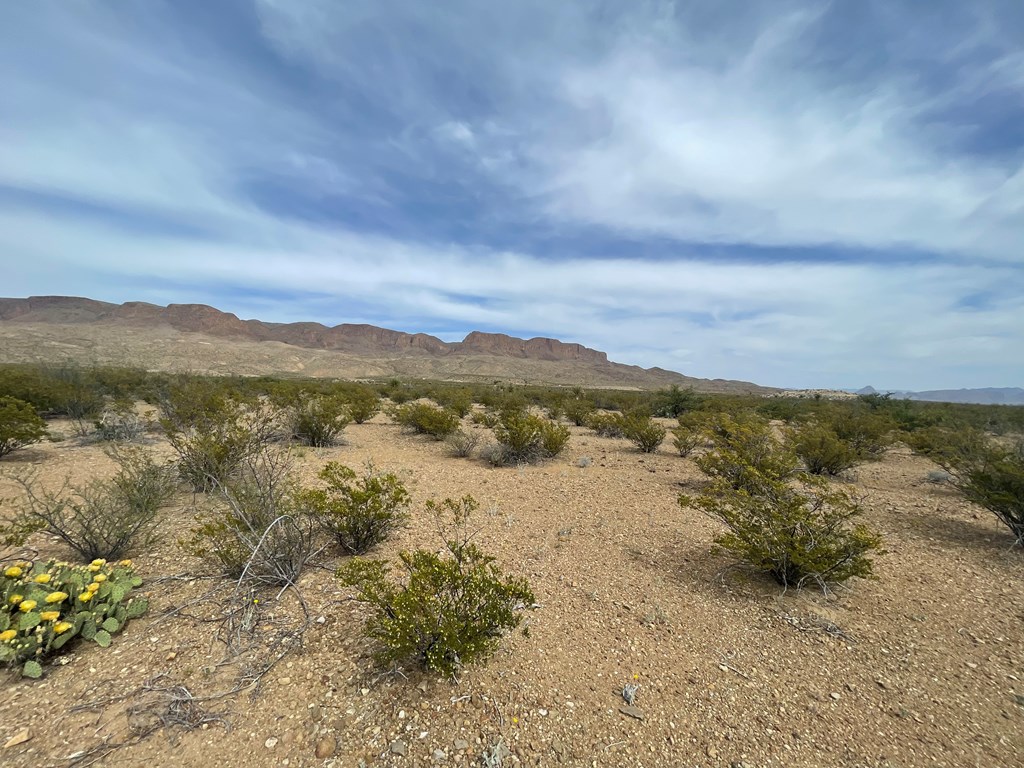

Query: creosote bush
[345,386,382,424]
[337,495,535,678]
[586,412,626,438]
[681,474,883,589]
[488,409,569,465]
[0,396,47,459]
[1,449,176,561]
[446,429,481,458]
[684,413,882,589]
[95,398,151,442]
[289,393,350,447]
[910,427,1024,545]
[301,462,410,555]
[672,412,708,457]
[161,385,279,492]
[0,558,148,677]
[621,412,666,453]
[391,402,461,440]
[788,423,859,476]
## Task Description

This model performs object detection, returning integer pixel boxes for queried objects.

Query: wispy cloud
[2,1,1022,390]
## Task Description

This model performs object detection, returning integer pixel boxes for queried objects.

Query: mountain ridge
[0,295,769,393]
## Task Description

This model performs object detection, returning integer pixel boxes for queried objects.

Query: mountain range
[856,385,1024,406]
[0,296,769,393]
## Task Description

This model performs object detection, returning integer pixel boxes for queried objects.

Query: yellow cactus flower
[34,573,52,584]
[45,591,68,603]
[9,594,23,605]
[90,559,106,567]
[119,559,133,567]
[78,591,94,602]
[88,564,102,572]
[53,622,72,634]
[0,630,16,642]
[4,566,23,578]
[18,600,38,612]
[87,583,100,593]
[92,573,108,583]
[40,610,60,622]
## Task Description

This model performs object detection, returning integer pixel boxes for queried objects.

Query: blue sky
[2,1,1022,391]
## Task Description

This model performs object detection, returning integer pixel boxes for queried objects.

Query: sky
[2,1,1022,391]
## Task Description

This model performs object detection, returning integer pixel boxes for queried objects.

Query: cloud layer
[2,1,1022,389]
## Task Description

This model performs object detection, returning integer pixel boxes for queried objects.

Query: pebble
[3,728,31,749]
[314,736,337,759]
[390,739,408,756]
[618,705,644,720]
[265,737,279,748]
[830,692,841,701]
[433,748,448,761]
[454,738,470,751]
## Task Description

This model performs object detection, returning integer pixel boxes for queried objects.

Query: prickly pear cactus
[1,558,148,677]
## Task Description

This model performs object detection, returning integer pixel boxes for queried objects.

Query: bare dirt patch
[1,419,1022,767]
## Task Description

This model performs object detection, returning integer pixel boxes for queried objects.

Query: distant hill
[0,296,773,393]
[857,385,1024,406]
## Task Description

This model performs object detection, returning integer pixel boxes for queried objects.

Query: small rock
[316,615,326,624]
[390,740,408,756]
[618,705,644,720]
[707,747,719,759]
[454,738,470,751]
[432,748,448,761]
[829,692,841,701]
[310,703,323,722]
[265,737,279,748]
[538,708,548,716]
[4,728,31,749]
[361,688,369,696]
[314,736,337,759]
[279,677,292,685]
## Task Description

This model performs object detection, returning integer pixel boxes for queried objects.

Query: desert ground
[1,411,1022,768]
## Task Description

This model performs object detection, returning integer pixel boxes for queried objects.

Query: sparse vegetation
[391,402,461,440]
[0,396,47,459]
[910,427,1024,545]
[1,450,176,561]
[337,495,535,678]
[288,393,350,447]
[672,411,707,457]
[621,412,667,453]
[301,462,410,555]
[695,412,798,493]
[445,429,481,458]
[487,409,570,465]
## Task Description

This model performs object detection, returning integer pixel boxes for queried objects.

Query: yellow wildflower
[92,573,107,583]
[0,630,16,642]
[18,600,37,612]
[34,573,52,584]
[53,622,72,634]
[88,564,102,572]
[4,566,23,578]
[87,583,100,593]
[45,591,68,603]
[119,559,132,567]
[9,594,23,605]
[90,559,106,567]
[40,610,60,622]
[78,591,94,602]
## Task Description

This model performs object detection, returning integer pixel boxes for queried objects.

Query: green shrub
[161,387,279,492]
[652,385,701,418]
[434,388,474,418]
[788,423,859,476]
[910,428,1024,545]
[489,410,570,465]
[0,397,47,459]
[470,410,499,429]
[0,558,148,677]
[621,413,667,453]
[290,393,350,447]
[562,397,595,427]
[337,496,534,678]
[1,450,175,561]
[672,412,707,457]
[301,462,410,555]
[680,474,883,589]
[181,449,315,585]
[539,420,571,458]
[391,402,461,440]
[826,407,895,459]
[586,412,626,438]
[695,413,798,494]
[345,386,382,424]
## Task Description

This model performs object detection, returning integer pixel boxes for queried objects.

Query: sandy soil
[1,414,1022,768]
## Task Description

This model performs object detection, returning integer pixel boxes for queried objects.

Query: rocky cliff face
[0,296,607,363]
